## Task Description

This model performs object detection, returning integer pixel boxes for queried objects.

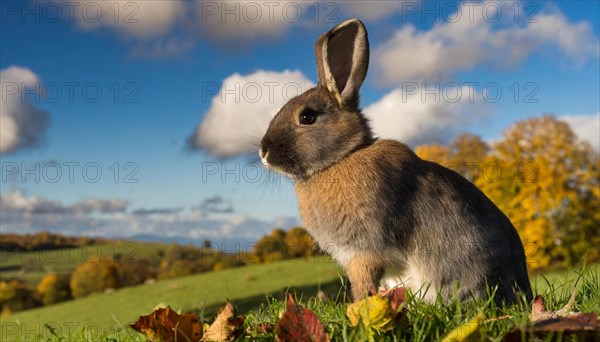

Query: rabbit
[259,18,532,304]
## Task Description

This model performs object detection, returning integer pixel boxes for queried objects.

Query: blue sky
[1,0,599,245]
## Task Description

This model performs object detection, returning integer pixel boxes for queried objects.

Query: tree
[284,227,314,258]
[254,229,288,263]
[70,259,119,298]
[117,261,153,287]
[158,259,199,280]
[213,253,245,271]
[416,133,489,182]
[415,144,451,166]
[37,273,72,305]
[448,133,489,182]
[0,280,40,315]
[476,115,599,270]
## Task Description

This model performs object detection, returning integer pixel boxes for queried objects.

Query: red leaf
[531,295,545,319]
[130,306,203,342]
[381,287,407,312]
[257,322,275,334]
[276,294,330,342]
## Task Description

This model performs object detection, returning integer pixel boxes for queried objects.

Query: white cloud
[0,66,50,154]
[0,191,127,215]
[0,191,298,244]
[560,112,600,150]
[132,207,183,216]
[58,0,186,39]
[188,70,314,157]
[364,85,488,146]
[339,1,411,21]
[53,0,413,54]
[196,0,307,41]
[373,2,599,84]
[74,198,129,214]
[52,0,316,53]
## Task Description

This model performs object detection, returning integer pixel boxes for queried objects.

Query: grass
[0,256,342,341]
[0,242,166,285]
[244,265,599,341]
[1,261,598,341]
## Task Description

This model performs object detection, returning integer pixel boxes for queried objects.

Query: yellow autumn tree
[285,227,314,258]
[415,144,451,166]
[416,133,489,182]
[448,133,489,182]
[37,273,71,305]
[476,115,599,270]
[70,259,119,298]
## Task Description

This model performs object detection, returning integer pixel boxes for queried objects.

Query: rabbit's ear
[315,19,369,108]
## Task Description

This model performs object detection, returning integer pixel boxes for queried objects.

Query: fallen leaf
[531,292,579,322]
[505,292,600,341]
[531,295,546,320]
[345,287,407,334]
[504,313,600,341]
[346,294,395,332]
[202,302,244,342]
[130,306,202,342]
[276,294,330,342]
[531,277,581,322]
[380,287,407,311]
[441,313,484,342]
[257,322,275,334]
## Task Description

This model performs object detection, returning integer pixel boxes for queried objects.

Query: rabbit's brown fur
[260,19,532,304]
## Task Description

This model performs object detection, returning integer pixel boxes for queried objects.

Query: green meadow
[0,242,165,286]
[1,258,598,341]
[1,257,342,341]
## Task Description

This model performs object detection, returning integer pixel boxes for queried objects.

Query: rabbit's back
[296,139,531,303]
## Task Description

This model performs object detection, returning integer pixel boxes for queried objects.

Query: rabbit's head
[260,19,373,180]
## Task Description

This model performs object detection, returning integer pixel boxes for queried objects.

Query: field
[1,256,598,341]
[1,256,342,341]
[0,242,165,285]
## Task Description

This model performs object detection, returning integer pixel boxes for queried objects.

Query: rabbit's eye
[299,109,317,125]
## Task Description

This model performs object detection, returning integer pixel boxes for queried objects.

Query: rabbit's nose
[258,146,269,159]
[259,141,270,162]
[260,137,271,158]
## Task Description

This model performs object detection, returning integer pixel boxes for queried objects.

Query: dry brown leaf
[130,306,202,342]
[202,302,244,342]
[530,292,579,321]
[505,292,600,341]
[505,313,599,341]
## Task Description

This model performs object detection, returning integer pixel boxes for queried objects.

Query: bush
[285,227,314,258]
[70,258,119,298]
[254,230,288,263]
[37,273,72,305]
[0,280,40,316]
[158,259,200,280]
[213,253,245,271]
[117,260,153,287]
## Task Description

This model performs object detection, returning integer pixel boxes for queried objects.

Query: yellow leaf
[346,295,395,332]
[441,313,484,342]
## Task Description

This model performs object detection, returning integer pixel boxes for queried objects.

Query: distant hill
[129,233,257,249]
[0,232,107,252]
